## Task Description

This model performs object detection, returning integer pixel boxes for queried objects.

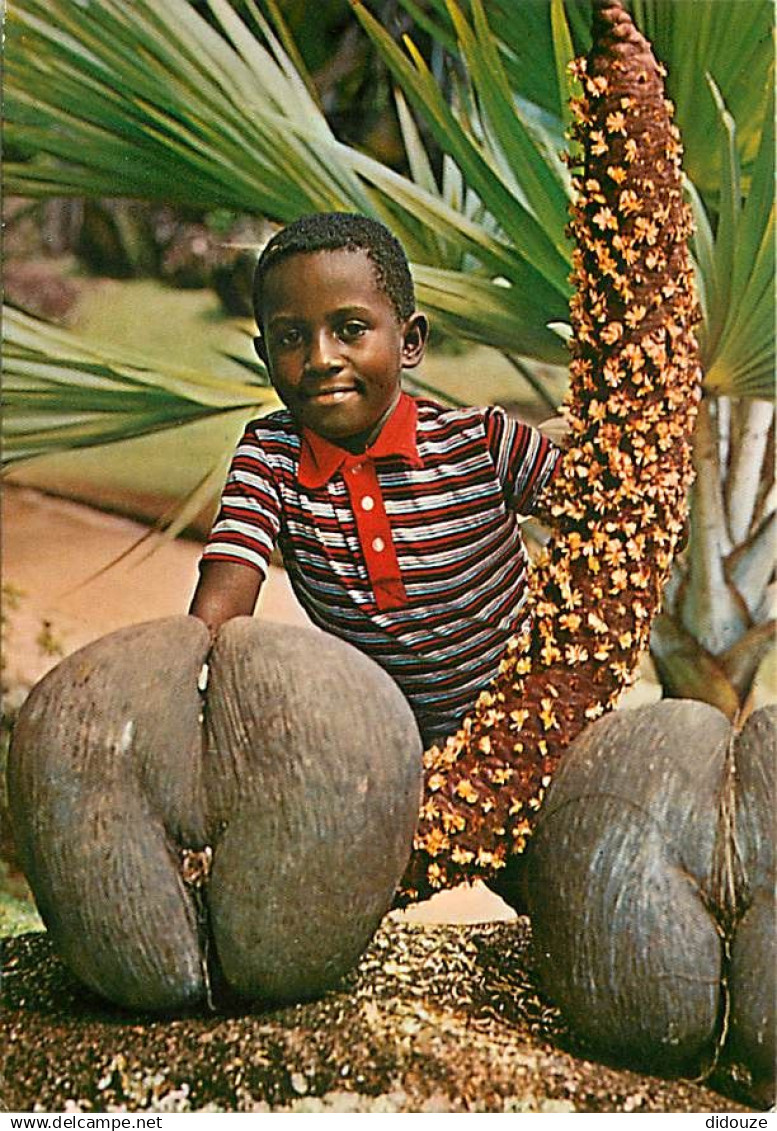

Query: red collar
[298,392,422,488]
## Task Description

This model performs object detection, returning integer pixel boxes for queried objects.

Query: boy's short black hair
[253,212,415,327]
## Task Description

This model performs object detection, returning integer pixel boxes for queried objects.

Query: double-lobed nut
[8,616,423,1011]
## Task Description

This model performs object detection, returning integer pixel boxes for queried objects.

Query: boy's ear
[253,334,269,367]
[400,312,429,370]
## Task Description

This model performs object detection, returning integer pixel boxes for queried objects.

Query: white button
[350,464,363,475]
[361,495,375,511]
[372,537,385,553]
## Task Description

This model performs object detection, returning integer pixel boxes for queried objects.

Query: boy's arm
[485,406,563,521]
[528,416,566,527]
[190,419,282,638]
[189,560,263,639]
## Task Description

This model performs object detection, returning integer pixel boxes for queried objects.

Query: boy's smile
[256,249,427,452]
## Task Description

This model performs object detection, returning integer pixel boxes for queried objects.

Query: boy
[190,213,560,747]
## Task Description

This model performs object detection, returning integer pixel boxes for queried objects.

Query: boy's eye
[275,327,302,348]
[340,320,368,341]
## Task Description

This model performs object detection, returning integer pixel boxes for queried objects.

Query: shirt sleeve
[201,426,282,576]
[484,405,561,516]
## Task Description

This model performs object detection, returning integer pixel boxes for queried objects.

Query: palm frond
[406,0,772,195]
[2,306,275,466]
[694,76,775,398]
[4,0,773,415]
[5,0,371,215]
[412,264,569,366]
[352,1,572,294]
[631,0,772,195]
[397,0,592,118]
[5,0,576,361]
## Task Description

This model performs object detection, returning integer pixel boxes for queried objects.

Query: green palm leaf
[3,0,774,479]
[413,264,569,365]
[396,0,592,118]
[631,0,772,195]
[352,0,572,294]
[4,0,371,215]
[381,0,774,399]
[407,0,772,194]
[2,306,275,465]
[694,76,775,395]
[5,0,576,361]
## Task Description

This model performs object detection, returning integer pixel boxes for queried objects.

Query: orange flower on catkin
[397,0,702,906]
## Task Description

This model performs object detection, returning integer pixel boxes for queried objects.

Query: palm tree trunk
[651,396,775,721]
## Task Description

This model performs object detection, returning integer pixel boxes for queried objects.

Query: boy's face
[256,249,427,449]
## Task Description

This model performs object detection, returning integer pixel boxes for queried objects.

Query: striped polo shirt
[203,393,559,744]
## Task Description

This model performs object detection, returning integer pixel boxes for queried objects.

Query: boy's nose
[305,329,343,374]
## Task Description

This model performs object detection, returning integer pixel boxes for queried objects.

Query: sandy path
[2,484,512,924]
[2,485,312,689]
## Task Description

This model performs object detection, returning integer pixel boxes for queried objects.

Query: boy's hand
[538,414,569,447]
[189,560,263,641]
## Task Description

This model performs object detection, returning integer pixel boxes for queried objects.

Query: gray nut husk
[8,616,422,1012]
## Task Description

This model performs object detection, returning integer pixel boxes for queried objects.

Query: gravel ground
[0,917,759,1114]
